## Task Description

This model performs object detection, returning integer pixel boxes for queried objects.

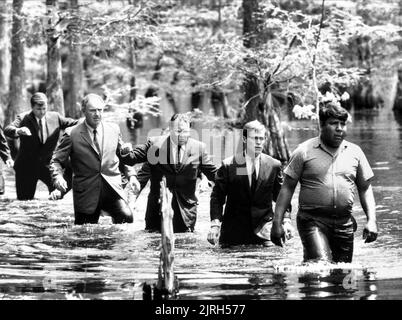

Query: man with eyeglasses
[207,120,293,246]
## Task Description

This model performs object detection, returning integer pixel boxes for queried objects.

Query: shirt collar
[35,116,45,123]
[170,138,185,150]
[84,120,101,132]
[314,136,348,154]
[244,152,261,162]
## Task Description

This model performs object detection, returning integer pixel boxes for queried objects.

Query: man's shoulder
[103,121,120,130]
[148,134,169,146]
[221,155,236,167]
[291,137,317,155]
[46,111,62,118]
[15,111,31,121]
[186,138,207,150]
[343,140,365,155]
[261,153,281,167]
[66,121,84,136]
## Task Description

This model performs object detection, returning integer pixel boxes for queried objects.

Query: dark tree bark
[6,0,26,125]
[211,87,229,118]
[46,0,65,115]
[241,0,289,162]
[393,0,402,112]
[126,36,144,136]
[0,3,10,109]
[165,71,179,114]
[65,0,83,118]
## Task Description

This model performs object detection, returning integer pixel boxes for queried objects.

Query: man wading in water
[271,102,378,263]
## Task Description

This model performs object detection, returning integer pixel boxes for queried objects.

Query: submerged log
[143,177,178,300]
[156,177,176,294]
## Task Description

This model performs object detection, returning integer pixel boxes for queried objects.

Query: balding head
[81,94,105,128]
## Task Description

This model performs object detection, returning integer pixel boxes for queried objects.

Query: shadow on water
[0,108,402,299]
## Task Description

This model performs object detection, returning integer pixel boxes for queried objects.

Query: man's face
[244,129,266,157]
[83,99,104,128]
[32,103,47,119]
[320,117,347,148]
[170,120,190,146]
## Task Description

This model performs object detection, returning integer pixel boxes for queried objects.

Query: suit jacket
[131,135,217,229]
[50,121,131,214]
[0,126,11,163]
[210,152,284,245]
[4,111,78,171]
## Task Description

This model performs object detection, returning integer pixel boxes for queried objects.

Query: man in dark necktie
[127,113,218,233]
[50,93,135,225]
[4,92,78,200]
[207,120,293,246]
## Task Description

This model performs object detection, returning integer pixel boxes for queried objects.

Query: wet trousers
[74,179,133,225]
[297,211,356,263]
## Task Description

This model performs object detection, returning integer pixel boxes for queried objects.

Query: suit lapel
[44,113,57,144]
[79,122,100,158]
[100,122,106,157]
[177,140,191,173]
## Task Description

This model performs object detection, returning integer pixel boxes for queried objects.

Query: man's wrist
[283,217,291,224]
[210,219,221,228]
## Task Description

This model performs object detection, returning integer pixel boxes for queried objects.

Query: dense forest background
[1,0,402,161]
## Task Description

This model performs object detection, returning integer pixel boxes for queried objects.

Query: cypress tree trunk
[242,0,260,122]
[46,0,65,115]
[0,3,10,109]
[6,0,26,125]
[392,0,402,112]
[241,0,289,162]
[65,0,83,118]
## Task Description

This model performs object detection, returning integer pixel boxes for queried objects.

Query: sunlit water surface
[0,109,401,300]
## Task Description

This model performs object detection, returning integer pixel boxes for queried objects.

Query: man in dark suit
[128,114,218,233]
[50,93,136,225]
[0,126,14,195]
[207,120,294,246]
[4,92,78,200]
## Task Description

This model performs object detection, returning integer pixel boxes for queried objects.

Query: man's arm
[199,143,218,182]
[49,131,72,193]
[58,115,79,129]
[119,136,152,166]
[358,181,378,243]
[4,113,30,138]
[272,165,294,238]
[0,127,12,164]
[207,163,227,245]
[271,174,298,247]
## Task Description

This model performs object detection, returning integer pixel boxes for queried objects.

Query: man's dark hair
[242,120,266,139]
[169,113,191,126]
[30,92,47,107]
[319,102,349,125]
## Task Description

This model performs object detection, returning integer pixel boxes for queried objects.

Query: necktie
[38,119,44,144]
[251,162,257,193]
[93,129,101,154]
[176,146,181,171]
